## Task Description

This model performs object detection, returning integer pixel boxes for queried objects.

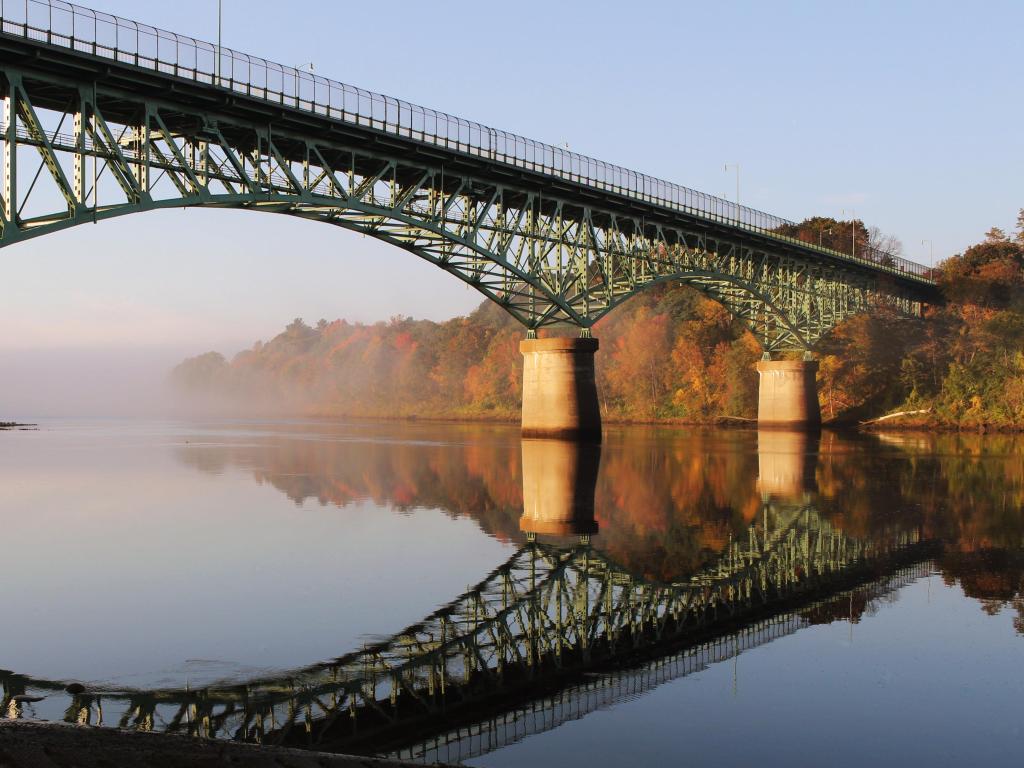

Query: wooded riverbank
[171,214,1024,430]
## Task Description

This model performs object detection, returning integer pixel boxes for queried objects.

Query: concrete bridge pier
[520,336,602,441]
[756,358,821,429]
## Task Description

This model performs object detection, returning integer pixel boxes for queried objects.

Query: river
[2,420,1023,766]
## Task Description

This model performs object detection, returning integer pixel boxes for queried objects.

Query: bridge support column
[520,337,602,441]
[756,359,821,429]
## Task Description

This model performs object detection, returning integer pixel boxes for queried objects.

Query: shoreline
[4,413,1019,435]
[210,410,1024,435]
[0,721,442,768]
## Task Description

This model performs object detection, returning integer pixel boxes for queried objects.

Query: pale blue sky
[3,0,1022,354]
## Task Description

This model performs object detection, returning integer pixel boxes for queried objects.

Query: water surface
[2,420,1023,766]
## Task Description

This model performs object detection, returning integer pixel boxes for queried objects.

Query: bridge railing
[0,0,933,284]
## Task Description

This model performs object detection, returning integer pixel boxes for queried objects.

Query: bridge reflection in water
[0,431,932,760]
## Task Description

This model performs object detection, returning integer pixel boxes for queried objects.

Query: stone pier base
[520,337,602,441]
[756,359,821,429]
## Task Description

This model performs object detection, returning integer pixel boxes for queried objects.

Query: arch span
[0,64,928,355]
[582,270,813,353]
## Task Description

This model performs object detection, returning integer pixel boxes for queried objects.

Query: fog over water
[0,346,241,418]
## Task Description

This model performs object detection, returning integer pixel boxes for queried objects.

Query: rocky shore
[0,722,441,768]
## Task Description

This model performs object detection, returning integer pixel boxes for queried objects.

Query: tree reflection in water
[175,424,1024,591]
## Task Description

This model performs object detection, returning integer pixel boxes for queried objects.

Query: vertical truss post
[2,78,17,229]
[134,116,150,195]
[74,86,89,211]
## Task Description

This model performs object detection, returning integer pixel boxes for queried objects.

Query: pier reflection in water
[520,439,601,539]
[2,422,1024,766]
[756,430,817,501]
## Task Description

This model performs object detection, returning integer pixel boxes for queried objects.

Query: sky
[2,0,1023,411]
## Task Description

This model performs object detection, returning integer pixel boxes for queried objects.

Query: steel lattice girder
[0,66,930,353]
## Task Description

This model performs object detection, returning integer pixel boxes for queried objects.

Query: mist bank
[169,286,761,424]
[0,346,213,420]
[170,215,1024,429]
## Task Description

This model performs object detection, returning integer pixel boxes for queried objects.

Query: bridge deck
[0,1,933,290]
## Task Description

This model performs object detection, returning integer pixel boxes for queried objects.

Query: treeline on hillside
[172,211,1024,428]
[819,212,1024,427]
[170,284,762,422]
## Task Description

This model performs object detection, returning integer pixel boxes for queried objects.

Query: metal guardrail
[0,0,934,283]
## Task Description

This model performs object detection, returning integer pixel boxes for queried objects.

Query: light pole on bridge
[216,0,222,85]
[921,239,933,263]
[724,163,740,219]
[295,62,316,105]
[843,208,857,260]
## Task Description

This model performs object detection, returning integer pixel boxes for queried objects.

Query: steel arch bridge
[0,1,935,354]
[1,502,930,757]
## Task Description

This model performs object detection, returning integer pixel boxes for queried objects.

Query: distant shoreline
[2,414,1017,435]
[302,412,1024,434]
[175,410,1023,434]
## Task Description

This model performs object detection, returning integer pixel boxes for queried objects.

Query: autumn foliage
[171,283,762,422]
[820,212,1024,427]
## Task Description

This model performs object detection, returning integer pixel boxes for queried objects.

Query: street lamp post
[216,0,222,85]
[819,227,832,248]
[295,62,315,106]
[724,162,740,220]
[922,239,933,262]
[843,208,857,259]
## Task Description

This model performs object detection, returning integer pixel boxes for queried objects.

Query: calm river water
[2,420,1024,766]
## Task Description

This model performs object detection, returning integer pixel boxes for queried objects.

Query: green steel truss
[1,504,927,753]
[0,57,932,353]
